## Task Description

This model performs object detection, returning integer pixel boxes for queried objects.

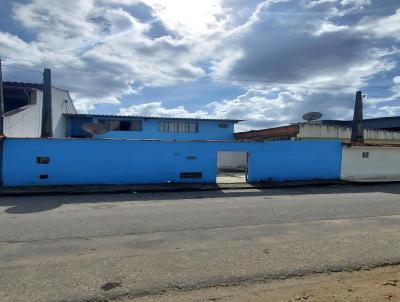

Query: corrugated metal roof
[322,116,400,130]
[65,113,242,123]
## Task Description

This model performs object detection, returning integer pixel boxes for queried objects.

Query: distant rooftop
[65,113,242,123]
[3,81,43,90]
[321,116,400,131]
[3,81,69,92]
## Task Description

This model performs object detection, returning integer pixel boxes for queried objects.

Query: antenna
[41,68,53,137]
[302,112,323,122]
[351,91,364,143]
[81,123,108,135]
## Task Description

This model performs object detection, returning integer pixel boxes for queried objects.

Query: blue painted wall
[69,117,235,140]
[2,138,342,186]
[3,139,217,186]
[246,140,342,182]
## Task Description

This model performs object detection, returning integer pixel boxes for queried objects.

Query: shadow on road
[4,200,63,214]
[1,183,400,214]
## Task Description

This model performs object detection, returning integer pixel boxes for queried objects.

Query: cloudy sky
[0,0,399,131]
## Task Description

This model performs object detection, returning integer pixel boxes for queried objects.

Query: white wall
[341,146,400,181]
[3,90,43,138]
[51,88,77,138]
[217,151,247,169]
[3,87,77,138]
[298,124,400,143]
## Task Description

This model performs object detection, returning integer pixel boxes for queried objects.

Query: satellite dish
[81,123,108,134]
[302,112,323,122]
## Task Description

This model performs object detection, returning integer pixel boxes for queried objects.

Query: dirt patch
[126,265,400,302]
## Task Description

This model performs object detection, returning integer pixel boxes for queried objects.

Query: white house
[2,82,77,138]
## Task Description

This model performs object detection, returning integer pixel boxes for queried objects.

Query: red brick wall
[234,125,299,141]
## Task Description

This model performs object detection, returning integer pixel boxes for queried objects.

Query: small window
[39,174,48,179]
[218,123,229,128]
[108,120,120,131]
[188,122,197,133]
[168,121,177,132]
[37,157,50,164]
[130,120,142,131]
[119,120,131,131]
[99,119,142,131]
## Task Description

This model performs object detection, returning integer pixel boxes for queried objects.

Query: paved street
[1,184,400,301]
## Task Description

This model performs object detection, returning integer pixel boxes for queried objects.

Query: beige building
[235,122,400,145]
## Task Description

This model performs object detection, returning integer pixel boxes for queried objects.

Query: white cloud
[0,32,44,66]
[393,76,400,95]
[0,0,399,128]
[340,0,371,8]
[356,8,400,40]
[118,101,208,117]
[314,22,349,35]
[1,0,219,110]
[366,106,400,118]
[140,0,227,37]
[116,87,360,131]
[116,89,300,131]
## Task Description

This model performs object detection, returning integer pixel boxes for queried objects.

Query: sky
[0,0,399,131]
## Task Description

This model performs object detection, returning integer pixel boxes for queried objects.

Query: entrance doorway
[216,151,248,183]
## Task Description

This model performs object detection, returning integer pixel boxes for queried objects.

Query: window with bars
[159,121,198,133]
[99,119,142,131]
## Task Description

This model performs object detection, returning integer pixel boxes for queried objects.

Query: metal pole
[0,59,4,186]
[41,68,53,137]
[0,59,4,136]
[350,91,364,143]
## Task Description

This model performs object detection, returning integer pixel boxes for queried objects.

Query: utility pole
[350,91,364,143]
[0,58,4,136]
[41,68,53,137]
[0,59,4,186]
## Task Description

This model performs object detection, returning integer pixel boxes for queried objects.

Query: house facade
[2,82,77,138]
[66,114,240,140]
[2,82,240,140]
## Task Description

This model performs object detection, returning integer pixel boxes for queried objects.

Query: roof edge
[64,113,243,123]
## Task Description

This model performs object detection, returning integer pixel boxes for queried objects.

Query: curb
[0,180,365,197]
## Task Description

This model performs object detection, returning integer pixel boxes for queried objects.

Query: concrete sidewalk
[0,180,348,197]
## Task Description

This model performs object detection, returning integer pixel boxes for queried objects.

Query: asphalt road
[1,184,400,302]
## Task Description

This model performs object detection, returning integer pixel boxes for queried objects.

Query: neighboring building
[2,82,77,138]
[235,122,400,144]
[66,114,241,140]
[322,117,400,132]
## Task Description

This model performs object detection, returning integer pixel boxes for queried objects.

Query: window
[99,119,142,131]
[160,121,198,133]
[130,120,142,131]
[119,120,131,131]
[4,86,37,113]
